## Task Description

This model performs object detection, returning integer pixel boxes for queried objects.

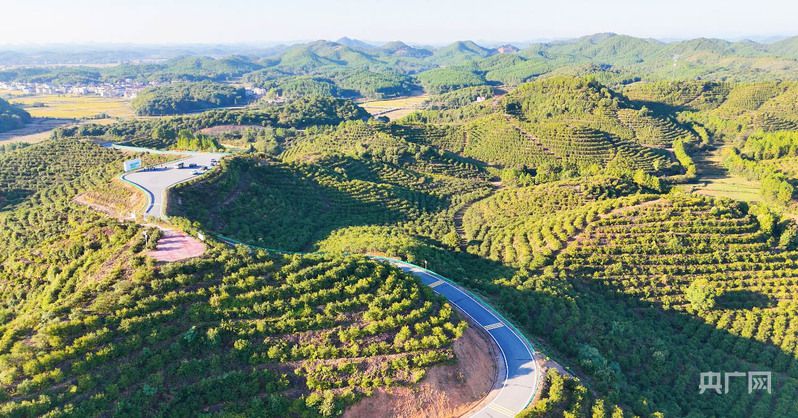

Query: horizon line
[0,32,796,49]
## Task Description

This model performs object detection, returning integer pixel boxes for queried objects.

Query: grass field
[692,145,762,202]
[360,95,427,120]
[9,94,135,119]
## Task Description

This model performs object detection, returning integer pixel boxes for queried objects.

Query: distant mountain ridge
[5,33,798,101]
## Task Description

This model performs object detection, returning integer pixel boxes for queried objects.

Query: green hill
[416,66,486,94]
[430,41,496,65]
[769,36,798,60]
[381,41,432,58]
[131,81,248,116]
[516,33,798,82]
[172,121,491,251]
[0,97,30,133]
[0,139,465,417]
[155,55,263,81]
[275,41,380,73]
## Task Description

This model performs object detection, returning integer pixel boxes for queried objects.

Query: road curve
[375,257,540,418]
[116,147,225,218]
[115,144,541,416]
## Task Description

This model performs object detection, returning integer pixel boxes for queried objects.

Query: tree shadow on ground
[715,290,778,310]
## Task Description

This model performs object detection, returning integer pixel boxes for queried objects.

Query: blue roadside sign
[123,158,142,171]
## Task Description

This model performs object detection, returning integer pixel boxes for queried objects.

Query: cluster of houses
[0,80,155,98]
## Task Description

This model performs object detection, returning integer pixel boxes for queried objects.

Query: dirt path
[344,325,498,418]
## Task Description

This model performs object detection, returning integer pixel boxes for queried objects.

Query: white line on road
[483,322,505,331]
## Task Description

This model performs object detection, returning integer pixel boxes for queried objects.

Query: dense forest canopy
[131,81,248,116]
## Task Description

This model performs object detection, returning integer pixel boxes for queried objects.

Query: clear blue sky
[2,0,796,45]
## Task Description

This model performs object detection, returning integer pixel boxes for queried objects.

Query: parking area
[122,152,225,218]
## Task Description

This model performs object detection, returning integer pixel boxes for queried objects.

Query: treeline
[0,55,263,85]
[56,96,370,148]
[0,142,30,154]
[723,132,797,207]
[416,66,486,94]
[256,76,340,100]
[725,151,793,206]
[131,81,248,116]
[742,130,798,160]
[247,70,418,100]
[671,137,697,181]
[174,129,222,151]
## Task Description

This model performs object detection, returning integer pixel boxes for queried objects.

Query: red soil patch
[147,229,206,262]
[344,325,498,418]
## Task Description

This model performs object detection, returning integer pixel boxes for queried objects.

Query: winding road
[117,146,541,417]
[376,258,539,418]
[116,146,225,218]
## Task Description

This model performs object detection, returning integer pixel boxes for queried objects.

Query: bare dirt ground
[74,194,123,219]
[147,229,206,263]
[74,179,147,220]
[76,188,207,263]
[344,325,498,418]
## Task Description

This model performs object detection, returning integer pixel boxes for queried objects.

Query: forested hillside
[0,140,465,417]
[0,98,30,133]
[142,74,798,417]
[56,96,370,149]
[132,82,248,116]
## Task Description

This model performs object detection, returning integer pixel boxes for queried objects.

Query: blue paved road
[376,258,540,418]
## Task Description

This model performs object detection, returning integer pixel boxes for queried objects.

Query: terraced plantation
[559,195,796,305]
[172,121,493,252]
[461,177,653,268]
[1,248,465,417]
[0,140,466,418]
[104,75,798,416]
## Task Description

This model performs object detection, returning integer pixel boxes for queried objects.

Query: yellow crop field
[0,89,25,97]
[10,94,135,119]
[360,95,427,121]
